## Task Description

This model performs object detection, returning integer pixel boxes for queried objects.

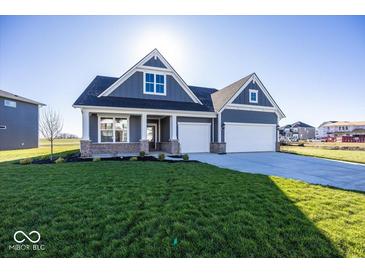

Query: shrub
[19,158,33,165]
[55,157,65,164]
[130,156,138,161]
[139,151,145,157]
[182,154,189,161]
[93,157,101,162]
[158,153,165,161]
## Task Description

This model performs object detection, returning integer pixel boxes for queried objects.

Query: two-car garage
[177,121,277,154]
[224,123,277,153]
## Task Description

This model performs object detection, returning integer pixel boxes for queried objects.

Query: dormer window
[249,89,258,103]
[144,72,166,95]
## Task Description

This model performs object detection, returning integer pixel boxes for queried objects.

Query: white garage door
[225,123,276,152]
[178,122,211,153]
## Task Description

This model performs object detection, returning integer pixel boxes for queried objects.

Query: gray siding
[90,114,98,142]
[130,115,141,142]
[89,114,141,142]
[160,117,170,142]
[143,56,167,68]
[0,97,39,150]
[232,80,273,107]
[109,72,194,103]
[221,109,278,142]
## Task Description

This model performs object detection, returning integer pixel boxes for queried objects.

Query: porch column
[170,114,177,140]
[217,112,222,143]
[81,109,90,140]
[141,113,147,140]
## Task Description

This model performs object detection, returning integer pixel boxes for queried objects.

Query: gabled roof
[211,74,253,112]
[73,76,213,112]
[97,49,203,105]
[210,73,285,119]
[0,89,45,106]
[291,121,314,128]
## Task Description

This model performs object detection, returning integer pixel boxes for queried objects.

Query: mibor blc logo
[9,230,45,251]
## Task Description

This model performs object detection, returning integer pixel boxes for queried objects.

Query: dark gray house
[73,49,285,157]
[279,121,315,141]
[0,90,45,150]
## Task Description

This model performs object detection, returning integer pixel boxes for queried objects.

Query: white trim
[81,110,90,140]
[74,105,216,118]
[223,73,285,119]
[142,71,167,96]
[177,122,212,126]
[226,103,275,111]
[224,122,276,127]
[217,112,222,142]
[0,125,6,129]
[147,123,158,149]
[249,89,258,103]
[4,99,16,108]
[97,114,130,143]
[97,49,203,105]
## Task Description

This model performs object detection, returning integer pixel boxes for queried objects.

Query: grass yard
[280,145,365,164]
[0,139,80,163]
[0,160,364,257]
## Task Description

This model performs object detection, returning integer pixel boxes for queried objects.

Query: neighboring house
[73,49,285,157]
[0,90,45,150]
[316,121,337,139]
[318,121,365,142]
[279,121,315,141]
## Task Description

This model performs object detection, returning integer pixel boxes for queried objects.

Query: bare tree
[39,107,63,160]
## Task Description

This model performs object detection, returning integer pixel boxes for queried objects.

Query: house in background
[317,121,365,142]
[0,90,45,150]
[279,121,315,141]
[73,49,285,157]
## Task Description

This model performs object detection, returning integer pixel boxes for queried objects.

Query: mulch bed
[25,153,198,164]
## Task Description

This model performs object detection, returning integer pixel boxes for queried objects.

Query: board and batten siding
[143,56,167,68]
[220,109,277,142]
[0,97,39,150]
[232,80,273,107]
[109,72,194,103]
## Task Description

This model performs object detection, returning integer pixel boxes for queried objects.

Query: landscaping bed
[23,153,198,165]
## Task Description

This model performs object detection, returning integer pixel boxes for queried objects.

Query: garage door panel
[178,123,211,153]
[225,123,276,152]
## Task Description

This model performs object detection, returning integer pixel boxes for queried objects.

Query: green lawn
[0,160,364,257]
[0,139,80,163]
[280,146,365,164]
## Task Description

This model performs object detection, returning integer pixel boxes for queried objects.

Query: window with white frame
[4,100,16,108]
[144,72,166,95]
[249,89,258,103]
[99,117,128,143]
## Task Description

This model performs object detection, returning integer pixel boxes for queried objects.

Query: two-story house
[73,49,285,157]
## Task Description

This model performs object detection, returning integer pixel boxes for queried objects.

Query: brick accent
[210,142,226,153]
[140,139,149,154]
[160,140,180,154]
[80,140,140,157]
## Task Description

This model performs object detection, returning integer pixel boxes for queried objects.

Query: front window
[144,72,166,95]
[249,89,258,103]
[99,117,128,143]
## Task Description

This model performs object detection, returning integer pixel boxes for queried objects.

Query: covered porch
[80,110,180,157]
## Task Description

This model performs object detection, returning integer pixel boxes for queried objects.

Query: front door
[147,124,157,151]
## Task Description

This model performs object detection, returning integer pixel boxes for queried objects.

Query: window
[4,100,16,108]
[249,89,258,103]
[144,72,166,95]
[99,117,128,143]
[0,125,6,129]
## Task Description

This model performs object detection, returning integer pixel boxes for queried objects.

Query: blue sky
[1,16,364,136]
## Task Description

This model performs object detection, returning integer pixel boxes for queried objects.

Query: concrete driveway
[190,152,365,192]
